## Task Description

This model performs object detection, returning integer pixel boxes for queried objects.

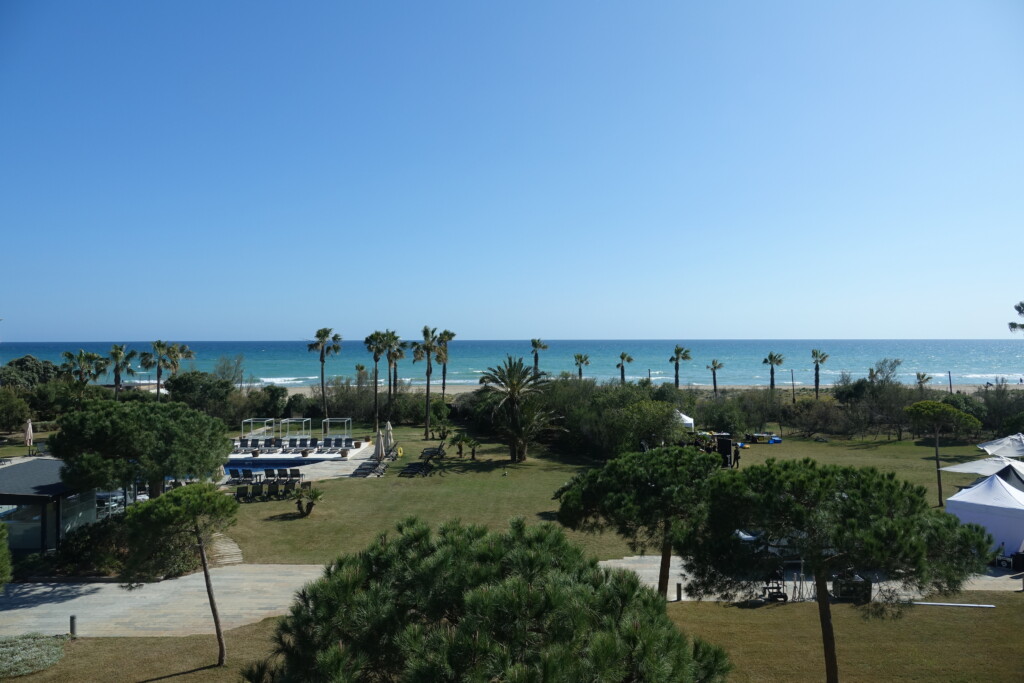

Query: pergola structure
[322,417,352,439]
[280,417,312,440]
[241,418,276,440]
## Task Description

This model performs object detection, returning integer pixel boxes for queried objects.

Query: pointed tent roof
[993,463,1024,493]
[947,472,1024,510]
[942,455,1018,476]
[977,433,1024,457]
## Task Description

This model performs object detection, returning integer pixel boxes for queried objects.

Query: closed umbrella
[24,419,33,449]
[374,428,384,461]
[385,421,394,453]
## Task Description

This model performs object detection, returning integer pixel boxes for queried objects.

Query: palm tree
[61,349,109,393]
[107,344,137,400]
[166,343,195,376]
[364,331,387,431]
[669,345,692,389]
[573,353,590,380]
[387,335,409,414]
[811,349,829,400]
[530,339,548,378]
[437,329,456,400]
[412,326,440,439]
[308,328,342,420]
[916,372,933,397]
[707,359,723,398]
[616,352,634,385]
[140,340,173,401]
[381,330,400,407]
[479,355,550,462]
[762,352,784,390]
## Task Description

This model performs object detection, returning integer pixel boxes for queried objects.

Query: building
[0,457,96,555]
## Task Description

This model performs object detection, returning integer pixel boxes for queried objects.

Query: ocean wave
[259,376,318,385]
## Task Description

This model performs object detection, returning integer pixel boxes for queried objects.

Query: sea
[3,340,1023,390]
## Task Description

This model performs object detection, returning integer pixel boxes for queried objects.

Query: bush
[0,387,31,432]
[0,634,69,678]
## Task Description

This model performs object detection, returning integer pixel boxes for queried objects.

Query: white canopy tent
[675,411,695,431]
[947,468,1024,553]
[941,456,1023,476]
[977,433,1024,458]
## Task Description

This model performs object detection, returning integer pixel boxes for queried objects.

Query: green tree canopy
[557,446,721,597]
[681,458,991,683]
[50,400,232,498]
[0,355,61,389]
[906,400,983,505]
[244,517,730,683]
[124,484,238,666]
[165,370,234,419]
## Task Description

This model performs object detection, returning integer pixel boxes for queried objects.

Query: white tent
[977,433,1024,458]
[941,456,1022,476]
[675,411,695,431]
[947,470,1024,553]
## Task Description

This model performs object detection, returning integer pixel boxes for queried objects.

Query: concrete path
[598,555,1024,600]
[0,564,323,637]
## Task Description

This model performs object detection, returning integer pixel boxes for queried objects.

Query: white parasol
[385,421,394,453]
[24,419,33,448]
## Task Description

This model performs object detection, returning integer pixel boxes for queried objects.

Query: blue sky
[2,1,1022,342]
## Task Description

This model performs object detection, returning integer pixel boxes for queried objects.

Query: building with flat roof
[0,457,96,554]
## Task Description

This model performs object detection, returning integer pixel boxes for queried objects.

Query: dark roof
[995,464,1024,493]
[0,458,74,502]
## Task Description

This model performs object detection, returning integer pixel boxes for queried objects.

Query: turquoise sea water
[3,340,1023,389]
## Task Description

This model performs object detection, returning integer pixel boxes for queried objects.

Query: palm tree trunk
[620,366,625,385]
[674,363,680,389]
[423,364,432,439]
[770,367,775,390]
[533,352,539,377]
[373,361,380,432]
[578,366,583,380]
[814,573,840,683]
[712,371,718,398]
[934,429,944,506]
[441,363,448,400]
[196,525,227,667]
[814,365,821,400]
[156,367,163,401]
[320,355,328,421]
[114,370,121,401]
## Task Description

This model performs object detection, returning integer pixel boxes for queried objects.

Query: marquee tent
[977,433,1024,458]
[942,456,1023,476]
[946,466,1024,553]
[675,411,695,431]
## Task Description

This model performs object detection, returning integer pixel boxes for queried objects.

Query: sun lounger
[264,468,278,482]
[267,482,281,499]
[241,469,255,484]
[227,468,243,484]
[320,437,333,453]
[286,438,298,453]
[277,468,290,481]
[289,468,302,482]
[250,481,265,500]
[235,485,250,503]
[283,480,297,496]
[309,437,319,452]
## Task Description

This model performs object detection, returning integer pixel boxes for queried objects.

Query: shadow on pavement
[0,581,103,608]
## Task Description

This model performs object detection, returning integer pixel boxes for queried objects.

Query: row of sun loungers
[235,479,312,503]
[226,468,304,485]
[351,460,388,478]
[231,437,357,455]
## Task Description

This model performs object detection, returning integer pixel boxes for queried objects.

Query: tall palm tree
[387,334,408,414]
[381,330,400,407]
[412,326,440,439]
[140,340,173,401]
[616,352,634,385]
[61,349,109,392]
[916,372,933,397]
[166,343,195,376]
[530,339,548,378]
[573,353,590,380]
[107,344,137,400]
[364,331,388,431]
[707,359,723,398]
[762,352,784,390]
[479,355,550,462]
[669,345,692,389]
[308,328,342,420]
[811,349,829,400]
[437,329,456,400]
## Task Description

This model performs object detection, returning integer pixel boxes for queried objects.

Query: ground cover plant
[0,634,69,679]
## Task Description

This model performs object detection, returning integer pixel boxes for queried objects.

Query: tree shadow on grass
[138,664,220,682]
[535,510,558,522]
[434,459,508,476]
[263,511,305,522]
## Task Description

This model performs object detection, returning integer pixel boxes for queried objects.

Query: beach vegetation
[243,517,730,683]
[0,354,61,389]
[165,370,234,419]
[670,344,692,389]
[411,325,440,438]
[0,387,31,432]
[307,328,342,420]
[557,446,721,598]
[680,458,991,683]
[811,348,829,399]
[50,399,232,498]
[60,349,109,400]
[106,343,138,400]
[1008,299,1024,332]
[761,351,783,390]
[139,340,185,401]
[124,483,239,667]
[573,352,590,379]
[478,355,552,462]
[706,359,723,397]
[530,337,548,377]
[616,350,633,385]
[211,353,245,385]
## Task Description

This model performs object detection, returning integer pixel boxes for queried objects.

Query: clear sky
[2,1,1022,342]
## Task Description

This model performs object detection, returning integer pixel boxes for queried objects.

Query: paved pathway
[0,564,323,637]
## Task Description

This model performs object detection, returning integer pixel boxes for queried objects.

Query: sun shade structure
[322,417,352,438]
[280,418,311,440]
[942,456,1021,476]
[242,418,276,439]
[977,433,1024,457]
[0,458,96,554]
[947,465,1024,553]
[675,411,695,431]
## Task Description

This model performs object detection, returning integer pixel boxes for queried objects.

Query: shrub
[0,634,69,678]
